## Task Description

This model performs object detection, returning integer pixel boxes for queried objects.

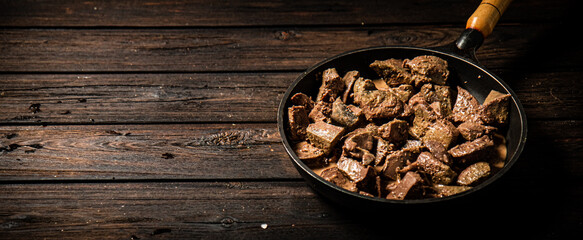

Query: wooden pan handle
[466,0,513,37]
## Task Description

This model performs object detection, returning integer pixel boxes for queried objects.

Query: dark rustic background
[0,0,581,239]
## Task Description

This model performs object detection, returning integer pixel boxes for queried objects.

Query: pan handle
[467,0,512,38]
[456,0,512,53]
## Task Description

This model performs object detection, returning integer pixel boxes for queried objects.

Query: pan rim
[277,45,527,205]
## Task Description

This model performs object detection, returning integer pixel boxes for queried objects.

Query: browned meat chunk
[352,78,405,120]
[378,119,408,144]
[409,83,453,114]
[428,102,445,119]
[306,121,345,154]
[423,140,452,165]
[480,90,511,126]
[292,141,325,160]
[320,167,358,192]
[457,121,496,141]
[451,86,481,123]
[432,85,454,117]
[448,135,495,164]
[290,92,314,112]
[409,104,438,139]
[360,91,404,121]
[402,139,425,154]
[287,106,310,140]
[422,119,459,149]
[337,156,374,185]
[374,176,384,197]
[404,55,449,86]
[386,171,423,200]
[289,56,509,200]
[431,184,472,197]
[361,150,376,166]
[342,70,360,103]
[375,138,395,166]
[352,77,377,103]
[343,129,374,151]
[364,122,380,137]
[408,84,453,118]
[369,58,413,86]
[308,89,334,122]
[316,68,345,102]
[343,129,374,160]
[415,152,457,185]
[381,150,415,180]
[331,98,362,128]
[352,78,375,106]
[457,162,491,186]
[408,83,434,109]
[389,84,415,103]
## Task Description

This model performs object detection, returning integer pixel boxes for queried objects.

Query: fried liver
[422,119,459,149]
[369,58,413,86]
[288,55,509,200]
[415,152,457,185]
[287,106,310,140]
[337,156,374,185]
[386,171,423,200]
[457,162,491,186]
[290,92,314,112]
[457,121,496,141]
[480,90,511,126]
[320,167,358,192]
[404,55,449,86]
[378,118,409,144]
[381,150,415,180]
[452,86,481,123]
[316,68,345,102]
[448,135,495,164]
[306,121,345,154]
[331,98,362,128]
[293,141,325,160]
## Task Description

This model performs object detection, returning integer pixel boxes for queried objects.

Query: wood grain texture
[0,24,579,73]
[0,0,580,239]
[0,0,572,27]
[0,121,580,181]
[0,71,581,124]
[0,181,580,239]
[0,73,291,123]
[0,124,296,180]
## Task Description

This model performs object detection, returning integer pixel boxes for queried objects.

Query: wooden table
[0,0,581,239]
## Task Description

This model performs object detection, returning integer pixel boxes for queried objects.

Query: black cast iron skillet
[277,0,527,206]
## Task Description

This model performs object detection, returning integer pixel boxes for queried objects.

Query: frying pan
[277,0,527,206]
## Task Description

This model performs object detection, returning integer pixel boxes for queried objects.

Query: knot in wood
[221,217,236,228]
[391,35,415,44]
[29,103,41,114]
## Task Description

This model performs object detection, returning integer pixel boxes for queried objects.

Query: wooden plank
[0,73,291,124]
[0,0,572,27]
[0,121,580,181]
[504,71,583,120]
[0,124,298,181]
[0,24,579,72]
[0,180,580,239]
[1,70,581,124]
